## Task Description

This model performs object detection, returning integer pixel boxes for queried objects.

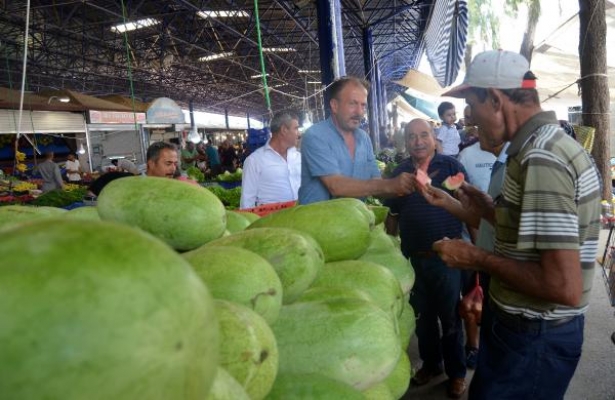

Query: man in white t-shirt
[65,153,82,183]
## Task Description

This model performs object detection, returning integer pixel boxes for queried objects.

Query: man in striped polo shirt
[433,50,602,399]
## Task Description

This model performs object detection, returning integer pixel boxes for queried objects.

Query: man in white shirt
[240,111,302,209]
[111,158,139,175]
[65,153,82,183]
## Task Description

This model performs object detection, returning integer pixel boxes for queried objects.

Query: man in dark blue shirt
[385,118,467,399]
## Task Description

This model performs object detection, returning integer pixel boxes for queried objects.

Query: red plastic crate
[238,200,296,217]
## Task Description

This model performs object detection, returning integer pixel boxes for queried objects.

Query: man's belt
[490,301,576,333]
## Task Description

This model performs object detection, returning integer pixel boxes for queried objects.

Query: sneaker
[411,366,444,386]
[465,346,479,369]
[447,377,467,399]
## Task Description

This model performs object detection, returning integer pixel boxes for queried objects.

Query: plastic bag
[459,272,483,323]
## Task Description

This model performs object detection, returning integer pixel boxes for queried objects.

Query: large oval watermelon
[359,226,415,295]
[266,373,365,400]
[0,204,66,231]
[204,227,324,304]
[97,176,226,251]
[271,298,400,390]
[206,367,250,400]
[182,245,283,324]
[247,198,373,262]
[311,259,404,318]
[215,300,278,400]
[0,219,219,400]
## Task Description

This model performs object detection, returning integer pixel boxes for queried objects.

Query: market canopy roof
[0,1,460,118]
[0,87,83,112]
[38,89,136,112]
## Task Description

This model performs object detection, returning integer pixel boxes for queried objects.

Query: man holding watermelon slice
[430,50,602,400]
[384,118,469,398]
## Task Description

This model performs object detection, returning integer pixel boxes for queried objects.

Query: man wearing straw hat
[425,49,601,399]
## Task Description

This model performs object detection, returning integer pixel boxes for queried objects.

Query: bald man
[384,118,468,398]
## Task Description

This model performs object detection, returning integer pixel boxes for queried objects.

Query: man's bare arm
[319,172,414,199]
[434,239,582,307]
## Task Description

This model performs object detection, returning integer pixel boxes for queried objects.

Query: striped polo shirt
[490,111,602,320]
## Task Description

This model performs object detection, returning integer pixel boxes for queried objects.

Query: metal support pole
[247,112,251,130]
[362,27,379,151]
[83,120,93,173]
[379,69,389,135]
[224,108,230,130]
[189,100,196,131]
[315,0,346,117]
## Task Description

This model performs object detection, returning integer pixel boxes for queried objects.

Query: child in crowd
[434,101,461,157]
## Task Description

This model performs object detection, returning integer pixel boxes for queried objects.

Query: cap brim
[441,83,471,98]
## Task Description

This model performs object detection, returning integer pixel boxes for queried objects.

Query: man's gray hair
[270,110,299,134]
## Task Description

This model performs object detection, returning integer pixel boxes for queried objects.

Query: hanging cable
[16,0,31,143]
[119,0,139,133]
[13,0,32,177]
[253,0,272,116]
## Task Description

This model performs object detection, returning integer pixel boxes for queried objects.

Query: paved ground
[402,229,615,400]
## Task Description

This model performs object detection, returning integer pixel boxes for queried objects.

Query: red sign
[89,110,146,124]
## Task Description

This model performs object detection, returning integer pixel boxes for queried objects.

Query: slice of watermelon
[442,172,465,190]
[416,169,432,188]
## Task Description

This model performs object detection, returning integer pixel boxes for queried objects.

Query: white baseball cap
[442,50,536,98]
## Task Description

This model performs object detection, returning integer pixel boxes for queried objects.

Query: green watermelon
[311,260,404,318]
[240,211,260,223]
[383,351,411,399]
[64,206,101,221]
[215,300,278,400]
[247,198,373,262]
[97,176,226,251]
[0,219,219,400]
[362,381,394,400]
[206,367,250,400]
[182,246,283,324]
[266,373,365,400]
[296,286,373,304]
[271,298,400,390]
[368,205,390,225]
[225,210,251,233]
[398,301,416,351]
[359,226,415,295]
[205,228,324,303]
[0,204,66,231]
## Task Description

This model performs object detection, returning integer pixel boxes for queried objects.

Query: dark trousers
[469,303,584,400]
[410,254,466,379]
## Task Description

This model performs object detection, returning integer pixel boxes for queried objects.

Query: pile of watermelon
[0,176,416,400]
